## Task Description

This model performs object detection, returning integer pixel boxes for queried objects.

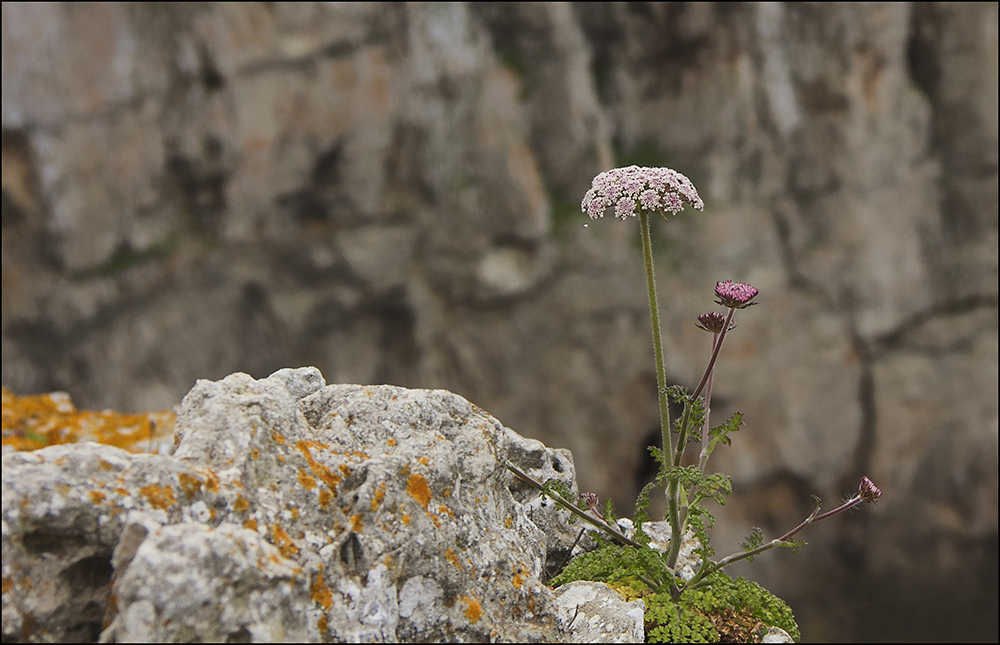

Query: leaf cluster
[549,543,677,595]
[643,571,800,643]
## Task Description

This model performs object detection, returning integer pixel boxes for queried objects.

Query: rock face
[2,368,591,642]
[2,4,997,642]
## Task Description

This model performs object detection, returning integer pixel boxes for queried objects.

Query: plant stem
[685,494,866,587]
[692,308,735,399]
[505,461,645,549]
[698,332,719,472]
[638,211,683,574]
[639,211,673,461]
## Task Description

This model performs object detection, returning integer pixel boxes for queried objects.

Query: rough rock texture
[3,368,592,643]
[552,581,645,644]
[2,3,997,642]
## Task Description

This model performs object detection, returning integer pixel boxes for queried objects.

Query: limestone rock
[3,368,584,643]
[553,581,645,644]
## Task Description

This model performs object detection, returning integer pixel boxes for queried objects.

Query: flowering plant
[508,165,881,608]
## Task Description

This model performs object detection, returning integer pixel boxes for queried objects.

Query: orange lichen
[201,469,220,493]
[350,514,364,533]
[88,490,106,504]
[407,473,432,509]
[371,483,386,512]
[138,483,176,510]
[177,472,204,499]
[250,447,261,460]
[386,438,397,447]
[243,518,258,531]
[512,570,527,590]
[401,514,411,526]
[295,440,342,493]
[461,595,482,623]
[3,577,14,594]
[445,548,462,569]
[438,504,455,519]
[310,567,333,610]
[298,469,317,490]
[233,496,249,513]
[417,456,429,466]
[1,386,175,453]
[271,432,286,444]
[270,524,299,558]
[339,464,352,477]
[317,614,329,633]
[114,487,130,497]
[318,489,333,510]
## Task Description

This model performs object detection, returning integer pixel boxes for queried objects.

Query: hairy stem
[505,461,644,549]
[686,494,866,587]
[639,211,673,461]
[639,211,683,573]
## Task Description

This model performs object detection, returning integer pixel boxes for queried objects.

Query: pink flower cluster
[581,165,704,220]
[714,281,759,309]
[859,476,882,503]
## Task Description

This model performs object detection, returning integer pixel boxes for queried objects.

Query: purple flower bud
[580,165,704,221]
[696,312,732,333]
[714,281,759,309]
[580,492,600,511]
[859,476,882,503]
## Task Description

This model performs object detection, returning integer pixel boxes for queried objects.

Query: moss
[551,543,799,643]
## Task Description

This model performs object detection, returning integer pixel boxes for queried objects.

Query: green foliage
[705,411,744,457]
[740,527,765,562]
[549,543,677,595]
[644,571,800,643]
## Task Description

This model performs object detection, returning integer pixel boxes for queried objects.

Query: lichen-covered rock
[2,367,585,643]
[552,581,645,643]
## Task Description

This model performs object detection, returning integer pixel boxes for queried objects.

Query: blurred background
[2,3,996,642]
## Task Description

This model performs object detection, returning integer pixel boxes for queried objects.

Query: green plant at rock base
[507,165,884,641]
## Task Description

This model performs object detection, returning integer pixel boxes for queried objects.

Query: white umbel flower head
[581,165,704,221]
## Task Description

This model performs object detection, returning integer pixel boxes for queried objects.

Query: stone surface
[3,368,587,642]
[553,581,645,644]
[2,3,996,642]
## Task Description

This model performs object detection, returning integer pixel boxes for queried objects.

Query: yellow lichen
[270,524,299,558]
[138,483,176,510]
[233,496,249,513]
[298,469,317,490]
[350,514,363,532]
[445,548,462,569]
[461,595,482,623]
[407,473,432,509]
[310,567,333,610]
[371,483,386,511]
[1,386,175,453]
[177,472,204,499]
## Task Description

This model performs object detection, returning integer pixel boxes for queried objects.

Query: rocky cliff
[2,3,996,641]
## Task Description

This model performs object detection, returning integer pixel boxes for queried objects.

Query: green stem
[639,211,683,574]
[639,211,673,462]
[505,461,645,549]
